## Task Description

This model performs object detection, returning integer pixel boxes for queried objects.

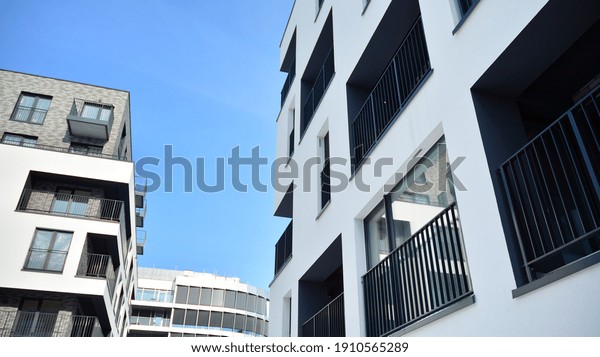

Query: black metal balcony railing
[499,86,600,283]
[274,221,293,276]
[301,47,335,135]
[302,293,345,337]
[351,17,431,170]
[17,189,124,222]
[0,310,102,337]
[77,253,116,296]
[281,59,296,107]
[0,138,128,161]
[362,203,472,336]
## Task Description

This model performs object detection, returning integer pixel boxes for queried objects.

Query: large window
[1,133,37,147]
[11,93,52,124]
[24,229,73,272]
[365,141,457,268]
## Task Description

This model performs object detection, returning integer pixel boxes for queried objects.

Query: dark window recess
[69,143,104,156]
[499,87,600,284]
[281,30,297,107]
[320,133,331,209]
[457,0,478,18]
[1,133,37,147]
[350,17,431,171]
[274,221,293,275]
[281,59,296,107]
[11,93,52,124]
[301,47,335,135]
[301,11,334,136]
[289,127,295,157]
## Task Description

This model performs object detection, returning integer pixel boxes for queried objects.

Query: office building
[128,267,269,337]
[0,69,146,337]
[270,0,600,336]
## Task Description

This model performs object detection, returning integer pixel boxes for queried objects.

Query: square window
[11,93,52,124]
[24,229,73,272]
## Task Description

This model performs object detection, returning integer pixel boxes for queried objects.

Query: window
[81,102,112,122]
[364,141,457,269]
[288,109,295,157]
[319,132,331,210]
[24,229,73,272]
[451,0,480,32]
[1,133,37,147]
[118,126,127,159]
[11,93,51,124]
[51,189,91,216]
[69,143,104,157]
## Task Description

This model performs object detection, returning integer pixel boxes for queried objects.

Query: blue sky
[0,0,294,290]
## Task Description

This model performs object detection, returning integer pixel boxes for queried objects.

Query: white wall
[270,0,600,337]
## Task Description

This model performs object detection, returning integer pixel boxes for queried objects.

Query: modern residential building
[128,267,269,337]
[270,0,600,337]
[0,69,147,337]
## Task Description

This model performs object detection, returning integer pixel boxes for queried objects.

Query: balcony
[67,98,114,141]
[17,189,124,222]
[0,310,103,337]
[499,86,600,284]
[136,229,147,255]
[301,293,345,337]
[77,253,116,296]
[351,17,431,170]
[301,46,334,135]
[274,221,292,276]
[362,203,473,336]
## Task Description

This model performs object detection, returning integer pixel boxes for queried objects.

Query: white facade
[270,0,600,337]
[129,268,269,337]
[0,70,143,337]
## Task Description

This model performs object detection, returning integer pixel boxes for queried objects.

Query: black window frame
[23,229,73,273]
[10,92,52,124]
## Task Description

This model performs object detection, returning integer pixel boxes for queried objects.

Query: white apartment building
[128,267,269,337]
[270,0,600,337]
[0,69,146,337]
